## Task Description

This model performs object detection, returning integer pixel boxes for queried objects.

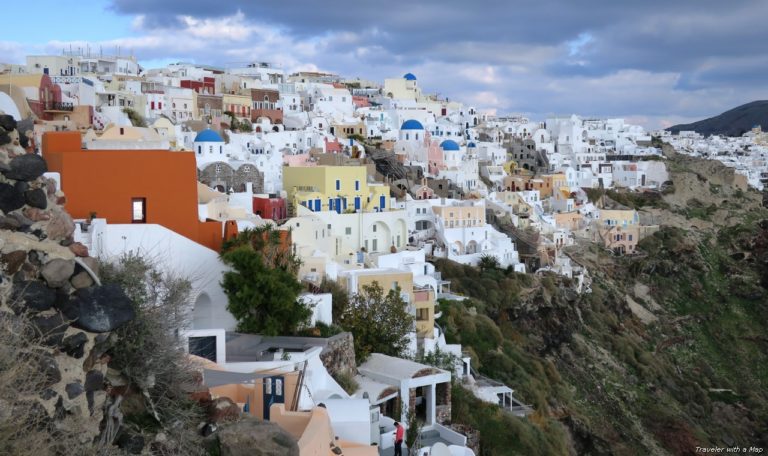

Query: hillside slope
[667,100,768,137]
[435,144,768,455]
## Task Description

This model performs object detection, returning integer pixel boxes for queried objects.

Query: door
[379,195,386,210]
[314,198,322,212]
[262,375,285,420]
[354,197,361,211]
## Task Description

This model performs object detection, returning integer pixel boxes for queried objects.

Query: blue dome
[440,140,460,151]
[403,73,417,81]
[194,129,224,142]
[468,142,477,148]
[401,119,424,130]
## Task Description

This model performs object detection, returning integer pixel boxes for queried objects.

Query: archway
[466,240,479,254]
[192,292,213,329]
[452,241,464,255]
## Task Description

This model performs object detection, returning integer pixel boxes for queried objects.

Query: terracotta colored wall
[43,131,222,250]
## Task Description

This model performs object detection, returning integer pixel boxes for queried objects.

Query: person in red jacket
[394,421,404,456]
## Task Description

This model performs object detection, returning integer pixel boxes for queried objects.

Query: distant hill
[667,100,768,137]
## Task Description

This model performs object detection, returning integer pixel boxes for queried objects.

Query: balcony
[44,101,74,112]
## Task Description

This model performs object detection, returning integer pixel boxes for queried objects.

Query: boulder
[24,188,48,209]
[38,352,62,388]
[23,207,51,222]
[11,280,57,312]
[70,270,94,289]
[68,242,89,257]
[0,182,25,213]
[207,419,300,456]
[84,370,105,392]
[3,153,47,181]
[41,258,75,288]
[2,250,27,274]
[0,215,21,230]
[65,382,84,399]
[208,397,242,423]
[46,206,75,241]
[61,332,89,358]
[116,431,145,455]
[31,312,68,346]
[58,284,135,332]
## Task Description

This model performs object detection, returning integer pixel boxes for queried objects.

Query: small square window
[345,227,352,235]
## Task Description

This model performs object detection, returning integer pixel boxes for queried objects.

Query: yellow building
[413,286,436,339]
[600,209,639,228]
[542,173,567,193]
[342,268,435,338]
[283,166,391,215]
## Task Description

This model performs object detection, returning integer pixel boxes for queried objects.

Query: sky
[3,0,768,129]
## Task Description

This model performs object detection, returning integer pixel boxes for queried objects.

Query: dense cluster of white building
[2,51,679,456]
[658,127,768,190]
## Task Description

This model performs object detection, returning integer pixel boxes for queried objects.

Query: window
[372,225,377,233]
[336,179,341,191]
[132,198,146,223]
[355,180,360,191]
[327,224,331,229]
[345,227,352,235]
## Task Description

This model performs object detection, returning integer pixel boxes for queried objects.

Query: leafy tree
[122,107,147,127]
[339,281,414,362]
[221,227,310,335]
[478,253,500,272]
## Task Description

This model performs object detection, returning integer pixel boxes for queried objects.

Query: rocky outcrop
[205,419,300,456]
[0,114,135,450]
[319,331,357,378]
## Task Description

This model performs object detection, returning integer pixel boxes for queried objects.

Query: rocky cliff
[1,114,138,454]
[436,144,768,455]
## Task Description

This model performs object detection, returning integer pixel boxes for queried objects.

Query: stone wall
[319,331,356,377]
[0,114,135,448]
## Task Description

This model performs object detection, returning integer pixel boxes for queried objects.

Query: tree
[122,107,147,127]
[221,226,310,335]
[339,281,415,362]
[479,253,500,272]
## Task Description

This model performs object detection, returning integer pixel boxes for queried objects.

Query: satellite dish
[429,442,451,456]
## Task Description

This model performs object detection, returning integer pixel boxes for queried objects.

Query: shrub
[332,370,359,395]
[100,253,206,455]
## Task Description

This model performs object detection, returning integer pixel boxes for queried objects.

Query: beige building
[432,203,486,229]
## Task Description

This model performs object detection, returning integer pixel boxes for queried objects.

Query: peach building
[271,405,377,456]
[42,131,223,250]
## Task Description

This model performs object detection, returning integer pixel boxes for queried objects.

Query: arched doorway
[192,292,212,329]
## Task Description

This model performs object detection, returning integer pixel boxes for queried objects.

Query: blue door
[379,195,386,210]
[335,198,342,214]
[263,375,285,420]
[314,199,321,212]
[354,197,361,211]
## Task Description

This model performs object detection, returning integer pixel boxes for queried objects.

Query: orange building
[42,131,223,251]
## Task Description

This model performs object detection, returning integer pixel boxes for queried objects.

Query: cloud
[8,0,768,129]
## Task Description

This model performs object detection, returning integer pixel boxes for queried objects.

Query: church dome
[403,73,417,81]
[194,129,224,142]
[440,140,460,151]
[401,119,424,130]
